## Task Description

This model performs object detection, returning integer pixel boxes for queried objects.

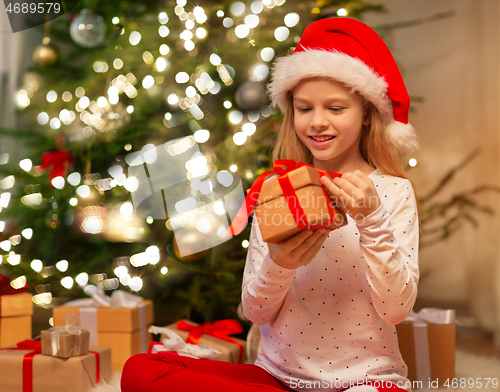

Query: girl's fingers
[285,229,313,249]
[342,171,368,189]
[332,176,358,196]
[301,229,330,262]
[321,176,346,197]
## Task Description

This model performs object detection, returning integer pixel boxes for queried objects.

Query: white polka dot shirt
[242,170,419,391]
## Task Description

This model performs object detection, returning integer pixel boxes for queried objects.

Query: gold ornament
[172,229,209,262]
[32,37,60,67]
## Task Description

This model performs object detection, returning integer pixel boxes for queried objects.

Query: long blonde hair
[271,90,408,179]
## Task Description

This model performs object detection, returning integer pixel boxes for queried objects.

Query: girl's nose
[311,110,329,130]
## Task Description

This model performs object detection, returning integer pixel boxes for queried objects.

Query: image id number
[443,378,498,389]
[5,3,62,14]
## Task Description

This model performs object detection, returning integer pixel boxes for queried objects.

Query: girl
[121,17,419,392]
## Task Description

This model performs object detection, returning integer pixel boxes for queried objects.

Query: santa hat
[268,17,418,153]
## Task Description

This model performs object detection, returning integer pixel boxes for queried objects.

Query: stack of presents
[0,162,456,391]
[0,275,246,391]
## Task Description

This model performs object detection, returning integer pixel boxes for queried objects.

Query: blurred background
[1,0,499,348]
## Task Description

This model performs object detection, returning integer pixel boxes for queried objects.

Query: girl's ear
[363,105,371,126]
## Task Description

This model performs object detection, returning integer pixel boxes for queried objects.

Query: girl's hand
[320,170,381,220]
[269,228,330,269]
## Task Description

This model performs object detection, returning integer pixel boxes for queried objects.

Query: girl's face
[292,78,368,173]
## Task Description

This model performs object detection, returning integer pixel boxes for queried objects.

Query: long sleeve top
[241,170,419,391]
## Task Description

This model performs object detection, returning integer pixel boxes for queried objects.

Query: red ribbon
[176,319,244,364]
[0,340,41,392]
[1,340,101,390]
[225,159,342,238]
[89,351,100,384]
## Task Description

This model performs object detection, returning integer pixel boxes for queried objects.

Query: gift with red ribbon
[227,159,347,243]
[0,275,32,348]
[53,291,154,370]
[0,340,111,392]
[164,319,246,364]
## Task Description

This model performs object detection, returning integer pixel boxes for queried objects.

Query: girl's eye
[296,107,311,112]
[329,107,343,112]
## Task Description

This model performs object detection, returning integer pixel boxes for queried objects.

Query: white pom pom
[386,121,419,154]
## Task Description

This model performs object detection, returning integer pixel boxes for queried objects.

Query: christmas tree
[0,0,384,327]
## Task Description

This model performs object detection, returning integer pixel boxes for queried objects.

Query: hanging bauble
[69,9,107,48]
[172,229,209,262]
[32,37,59,67]
[235,81,267,111]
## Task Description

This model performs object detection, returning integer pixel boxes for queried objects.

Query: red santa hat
[268,17,418,153]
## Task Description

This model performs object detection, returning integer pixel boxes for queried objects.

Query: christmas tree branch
[419,148,482,205]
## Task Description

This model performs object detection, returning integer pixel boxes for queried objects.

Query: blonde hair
[271,91,408,179]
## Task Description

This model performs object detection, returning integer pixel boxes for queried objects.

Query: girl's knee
[121,354,156,392]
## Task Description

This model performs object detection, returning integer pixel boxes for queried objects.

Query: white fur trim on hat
[268,49,419,153]
[269,49,391,118]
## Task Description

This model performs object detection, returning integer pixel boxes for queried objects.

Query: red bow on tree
[41,149,72,182]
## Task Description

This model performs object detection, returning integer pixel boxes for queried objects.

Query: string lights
[2,0,302,304]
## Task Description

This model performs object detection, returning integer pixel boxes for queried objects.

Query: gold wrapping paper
[0,293,33,348]
[41,329,90,358]
[52,300,153,370]
[255,165,347,243]
[396,321,455,387]
[0,345,111,392]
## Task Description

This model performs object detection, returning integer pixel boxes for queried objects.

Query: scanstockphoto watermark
[0,1,79,34]
[127,136,246,257]
[288,378,499,390]
[287,378,402,390]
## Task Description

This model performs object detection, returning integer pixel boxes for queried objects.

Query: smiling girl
[241,17,420,391]
[121,17,419,392]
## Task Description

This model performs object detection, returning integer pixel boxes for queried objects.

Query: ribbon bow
[406,308,456,325]
[226,159,342,238]
[12,340,41,352]
[176,319,244,363]
[48,312,83,356]
[148,326,222,358]
[63,286,143,308]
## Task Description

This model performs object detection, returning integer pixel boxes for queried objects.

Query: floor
[456,326,500,358]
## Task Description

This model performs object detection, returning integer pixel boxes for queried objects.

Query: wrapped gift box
[396,320,455,387]
[0,292,33,348]
[41,329,90,358]
[166,320,246,364]
[0,345,111,392]
[254,165,347,243]
[52,300,153,370]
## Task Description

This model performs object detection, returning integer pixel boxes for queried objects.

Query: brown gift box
[165,320,246,364]
[52,300,154,370]
[396,321,455,387]
[0,345,111,392]
[41,329,90,358]
[0,292,33,348]
[255,165,347,243]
